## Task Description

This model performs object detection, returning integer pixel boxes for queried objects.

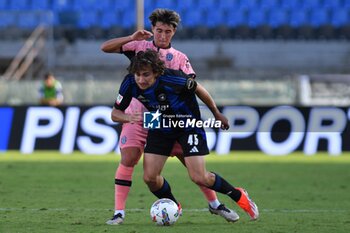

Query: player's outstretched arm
[195,83,230,130]
[111,107,142,123]
[100,30,153,53]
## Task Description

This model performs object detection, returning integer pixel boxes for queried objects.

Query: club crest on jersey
[166,53,173,61]
[116,94,123,105]
[157,93,167,102]
[121,136,127,144]
[137,94,149,103]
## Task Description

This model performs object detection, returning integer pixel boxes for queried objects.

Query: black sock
[151,178,178,205]
[209,172,242,202]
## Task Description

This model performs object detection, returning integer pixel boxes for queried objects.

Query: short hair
[44,72,54,80]
[149,8,181,28]
[127,50,165,75]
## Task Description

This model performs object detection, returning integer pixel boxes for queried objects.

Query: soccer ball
[150,198,180,226]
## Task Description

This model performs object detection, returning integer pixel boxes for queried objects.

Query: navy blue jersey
[114,69,201,132]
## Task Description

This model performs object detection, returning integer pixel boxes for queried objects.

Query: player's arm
[195,83,230,130]
[111,76,142,123]
[100,30,153,53]
[111,107,142,123]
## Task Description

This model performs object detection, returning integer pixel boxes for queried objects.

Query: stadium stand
[1,0,350,105]
[0,0,349,39]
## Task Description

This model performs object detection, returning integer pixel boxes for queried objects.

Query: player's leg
[172,143,221,208]
[113,148,142,217]
[185,156,259,221]
[107,147,142,225]
[143,152,180,204]
[106,116,147,225]
[177,131,238,222]
[143,131,181,210]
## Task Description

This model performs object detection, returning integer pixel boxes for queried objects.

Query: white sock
[114,210,125,217]
[209,199,221,209]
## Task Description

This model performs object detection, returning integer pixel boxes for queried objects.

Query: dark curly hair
[149,8,181,29]
[127,50,165,75]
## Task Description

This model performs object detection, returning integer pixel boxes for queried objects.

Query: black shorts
[144,129,209,157]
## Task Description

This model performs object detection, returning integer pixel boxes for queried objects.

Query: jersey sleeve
[121,41,138,60]
[121,40,137,52]
[183,77,197,94]
[113,75,133,111]
[163,69,197,95]
[179,54,196,77]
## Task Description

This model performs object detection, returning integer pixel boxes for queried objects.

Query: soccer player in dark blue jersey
[112,50,259,222]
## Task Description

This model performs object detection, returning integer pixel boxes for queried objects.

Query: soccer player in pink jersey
[102,9,244,224]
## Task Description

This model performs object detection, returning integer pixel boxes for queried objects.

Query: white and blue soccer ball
[150,198,180,226]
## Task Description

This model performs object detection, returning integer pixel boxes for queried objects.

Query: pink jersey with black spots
[122,40,195,75]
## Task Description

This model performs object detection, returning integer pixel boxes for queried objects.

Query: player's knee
[121,158,138,167]
[189,174,206,186]
[143,173,157,185]
[120,148,142,166]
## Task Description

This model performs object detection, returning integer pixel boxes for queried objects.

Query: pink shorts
[119,98,148,149]
[119,98,184,156]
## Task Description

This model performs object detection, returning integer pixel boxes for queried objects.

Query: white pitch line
[0,208,348,213]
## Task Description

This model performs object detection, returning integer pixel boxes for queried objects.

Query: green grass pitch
[1,151,350,233]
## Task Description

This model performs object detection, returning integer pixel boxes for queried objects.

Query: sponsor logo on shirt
[116,94,123,105]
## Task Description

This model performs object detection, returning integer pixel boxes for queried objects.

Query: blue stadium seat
[144,7,153,29]
[344,0,350,8]
[280,0,301,10]
[57,10,78,26]
[78,11,98,28]
[239,0,259,9]
[30,0,51,10]
[197,0,216,10]
[153,0,176,10]
[38,12,55,26]
[111,0,134,11]
[217,0,240,10]
[268,9,289,28]
[0,12,16,28]
[226,9,248,27]
[0,0,8,10]
[176,0,196,12]
[309,9,330,26]
[9,0,29,10]
[182,10,203,27]
[206,10,226,28]
[100,12,120,29]
[247,9,268,27]
[18,13,39,28]
[300,0,322,9]
[120,10,135,28]
[331,9,349,27]
[260,0,281,10]
[322,0,343,9]
[76,0,96,10]
[289,9,309,27]
[74,0,110,11]
[144,0,155,12]
[52,0,74,10]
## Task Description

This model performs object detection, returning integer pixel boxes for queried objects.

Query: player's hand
[128,112,143,124]
[214,112,230,130]
[130,30,153,41]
